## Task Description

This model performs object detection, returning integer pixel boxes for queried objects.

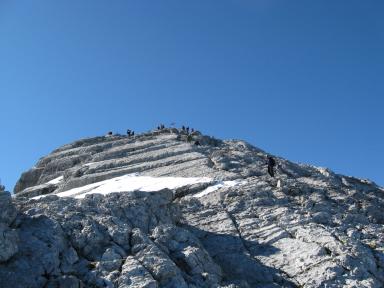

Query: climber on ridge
[267,155,276,177]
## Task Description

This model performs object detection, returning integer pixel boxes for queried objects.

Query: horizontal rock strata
[1,128,382,287]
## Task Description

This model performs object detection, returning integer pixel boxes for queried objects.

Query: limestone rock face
[0,223,18,262]
[0,191,17,225]
[0,191,18,263]
[2,128,384,287]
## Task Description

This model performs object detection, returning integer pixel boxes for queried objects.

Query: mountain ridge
[1,128,383,287]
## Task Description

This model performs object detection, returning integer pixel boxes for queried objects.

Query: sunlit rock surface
[1,128,383,287]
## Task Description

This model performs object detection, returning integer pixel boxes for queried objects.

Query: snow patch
[193,180,246,198]
[34,174,213,199]
[47,176,63,185]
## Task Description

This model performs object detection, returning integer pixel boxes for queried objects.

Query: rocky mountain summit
[1,128,384,288]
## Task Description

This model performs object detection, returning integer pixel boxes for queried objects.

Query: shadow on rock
[181,224,298,288]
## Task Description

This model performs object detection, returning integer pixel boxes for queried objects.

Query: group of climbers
[106,130,135,137]
[155,124,200,146]
[181,125,196,134]
[181,126,200,146]
[182,125,189,133]
[156,124,197,135]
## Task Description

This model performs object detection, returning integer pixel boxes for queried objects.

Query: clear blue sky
[0,0,383,191]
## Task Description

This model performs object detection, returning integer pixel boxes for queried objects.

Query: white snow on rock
[35,174,213,199]
[83,162,96,167]
[47,176,64,185]
[193,180,246,198]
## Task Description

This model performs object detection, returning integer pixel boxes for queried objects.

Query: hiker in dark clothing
[194,140,200,146]
[107,131,113,136]
[131,131,135,136]
[182,125,185,131]
[186,127,190,134]
[191,128,194,133]
[267,156,276,177]
[127,129,131,136]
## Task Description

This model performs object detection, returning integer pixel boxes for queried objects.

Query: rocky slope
[1,128,384,287]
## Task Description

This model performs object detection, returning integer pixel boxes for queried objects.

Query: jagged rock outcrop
[1,128,384,287]
[0,190,18,263]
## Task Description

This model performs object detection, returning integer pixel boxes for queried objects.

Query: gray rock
[312,211,332,224]
[0,223,18,262]
[98,246,124,272]
[15,183,58,199]
[60,246,79,274]
[118,256,157,288]
[131,228,188,288]
[46,275,82,288]
[2,130,383,287]
[14,167,44,193]
[0,191,17,225]
[152,224,222,286]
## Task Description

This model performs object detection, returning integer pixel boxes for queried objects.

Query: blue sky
[0,0,383,191]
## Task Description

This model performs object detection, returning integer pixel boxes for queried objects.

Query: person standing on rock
[267,155,276,177]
